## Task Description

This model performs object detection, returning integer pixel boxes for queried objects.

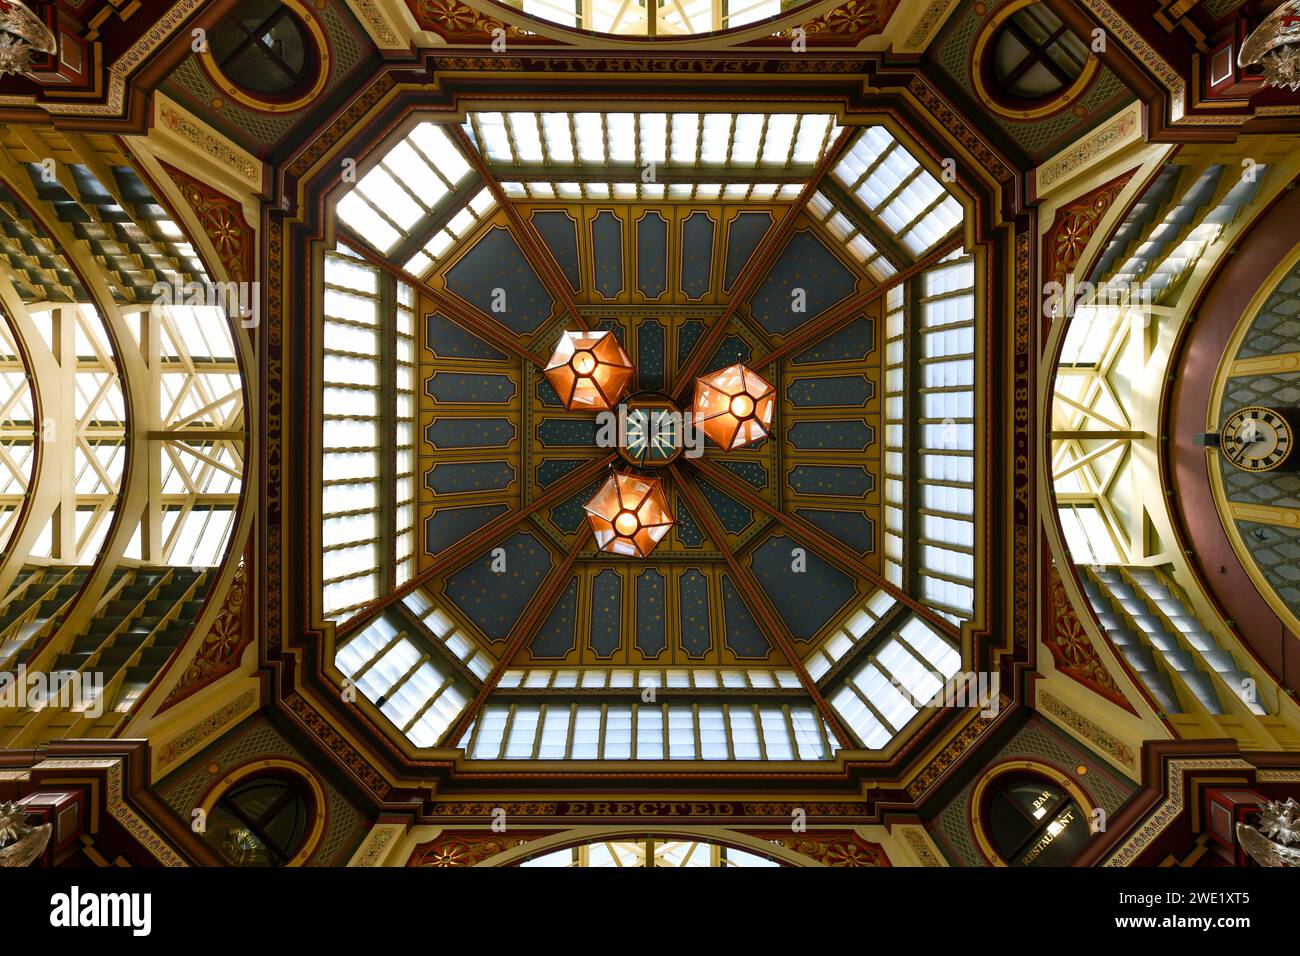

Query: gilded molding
[351,824,405,866]
[903,0,962,49]
[157,101,260,185]
[899,825,944,865]
[35,758,188,867]
[157,689,259,770]
[1042,564,1135,712]
[1103,757,1252,866]
[1036,105,1140,195]
[905,697,1011,800]
[1038,689,1137,770]
[350,0,401,45]
[159,559,253,710]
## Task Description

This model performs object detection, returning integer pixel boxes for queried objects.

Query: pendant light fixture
[544,329,635,411]
[692,364,775,451]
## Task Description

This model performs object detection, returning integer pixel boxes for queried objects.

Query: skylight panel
[607,113,636,162]
[508,112,544,162]
[731,113,764,159]
[847,234,876,263]
[640,113,667,164]
[825,211,853,241]
[668,705,696,758]
[792,114,835,164]
[790,706,831,758]
[670,114,699,163]
[524,0,575,26]
[760,113,797,164]
[574,112,604,162]
[538,708,569,758]
[412,123,472,184]
[540,112,575,162]
[469,111,511,162]
[606,707,633,758]
[446,206,477,237]
[700,113,732,163]
[336,192,400,252]
[637,707,664,758]
[382,141,433,187]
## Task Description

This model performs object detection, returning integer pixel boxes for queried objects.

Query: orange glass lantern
[693,364,775,451]
[584,472,674,558]
[544,330,634,411]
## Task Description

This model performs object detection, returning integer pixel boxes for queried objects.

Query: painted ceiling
[323,102,977,760]
[420,201,881,667]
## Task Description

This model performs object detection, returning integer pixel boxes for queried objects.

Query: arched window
[988,4,1089,102]
[210,1,315,96]
[983,774,1090,866]
[203,772,316,866]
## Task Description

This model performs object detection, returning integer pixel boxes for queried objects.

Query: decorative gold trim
[349,822,406,866]
[34,757,188,867]
[1036,102,1141,195]
[348,0,401,46]
[197,758,328,866]
[1103,757,1252,866]
[1079,0,1186,124]
[1038,690,1137,771]
[1226,501,1300,528]
[902,0,962,51]
[157,689,258,770]
[155,94,261,186]
[1229,352,1300,377]
[1256,769,1300,782]
[969,758,1097,866]
[969,0,1100,121]
[897,824,945,865]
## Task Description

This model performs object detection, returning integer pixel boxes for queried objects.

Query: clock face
[1220,406,1294,472]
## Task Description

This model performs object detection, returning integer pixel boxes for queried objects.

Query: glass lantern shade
[544,330,635,411]
[693,364,775,450]
[584,472,675,558]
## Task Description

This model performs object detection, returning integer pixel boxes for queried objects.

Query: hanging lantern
[544,330,634,411]
[693,364,775,451]
[584,472,674,558]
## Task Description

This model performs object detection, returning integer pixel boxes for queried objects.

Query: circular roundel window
[972,762,1095,866]
[198,761,325,866]
[972,1,1098,120]
[200,0,330,113]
